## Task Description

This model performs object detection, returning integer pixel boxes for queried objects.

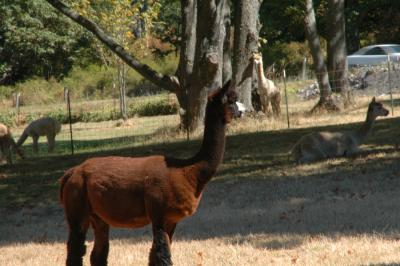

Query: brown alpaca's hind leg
[90,215,110,266]
[166,223,177,243]
[63,178,90,266]
[66,219,89,266]
[149,226,172,266]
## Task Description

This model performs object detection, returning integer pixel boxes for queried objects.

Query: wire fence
[1,60,400,158]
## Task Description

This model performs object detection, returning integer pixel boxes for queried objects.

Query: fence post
[65,88,74,155]
[387,54,394,116]
[14,92,21,124]
[283,69,290,129]
[302,57,307,80]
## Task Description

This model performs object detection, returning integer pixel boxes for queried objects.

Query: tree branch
[44,0,180,92]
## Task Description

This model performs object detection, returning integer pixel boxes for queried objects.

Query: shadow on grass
[1,116,400,250]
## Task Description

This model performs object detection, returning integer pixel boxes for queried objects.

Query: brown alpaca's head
[207,80,238,124]
[368,97,389,119]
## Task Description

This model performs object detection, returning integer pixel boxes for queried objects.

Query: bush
[0,111,16,127]
[129,97,178,117]
[13,77,65,105]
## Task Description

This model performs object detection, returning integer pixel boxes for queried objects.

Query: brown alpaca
[291,97,389,163]
[59,81,238,266]
[0,123,24,164]
[252,53,281,116]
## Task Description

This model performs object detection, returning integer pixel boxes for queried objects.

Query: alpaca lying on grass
[291,97,389,164]
[17,117,61,153]
[0,123,24,164]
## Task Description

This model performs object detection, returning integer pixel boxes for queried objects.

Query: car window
[364,47,386,55]
[389,45,400,53]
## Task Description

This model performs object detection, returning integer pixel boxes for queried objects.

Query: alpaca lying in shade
[291,97,389,163]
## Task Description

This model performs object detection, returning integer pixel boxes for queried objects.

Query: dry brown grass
[2,94,400,265]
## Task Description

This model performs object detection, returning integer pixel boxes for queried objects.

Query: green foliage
[0,111,16,127]
[262,42,313,76]
[129,97,178,117]
[0,0,97,84]
[14,77,65,105]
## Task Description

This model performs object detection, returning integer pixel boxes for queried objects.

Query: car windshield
[364,47,386,55]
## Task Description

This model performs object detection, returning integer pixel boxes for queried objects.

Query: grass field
[1,94,400,265]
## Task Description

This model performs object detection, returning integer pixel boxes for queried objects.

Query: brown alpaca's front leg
[149,226,172,266]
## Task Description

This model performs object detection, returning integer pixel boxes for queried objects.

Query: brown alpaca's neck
[193,114,226,187]
[164,106,227,196]
[355,111,376,143]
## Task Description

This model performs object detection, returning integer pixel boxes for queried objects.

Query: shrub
[0,111,16,127]
[20,77,64,104]
[129,97,178,117]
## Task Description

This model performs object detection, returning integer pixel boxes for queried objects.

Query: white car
[347,44,400,66]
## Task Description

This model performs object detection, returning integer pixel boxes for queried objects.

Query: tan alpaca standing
[0,123,24,164]
[17,117,61,153]
[291,97,389,163]
[252,53,281,116]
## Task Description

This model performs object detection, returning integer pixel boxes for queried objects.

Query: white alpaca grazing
[0,123,24,164]
[17,117,61,153]
[291,97,389,163]
[252,53,281,116]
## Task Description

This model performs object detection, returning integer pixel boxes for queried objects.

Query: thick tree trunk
[303,0,339,113]
[176,0,228,131]
[179,0,227,131]
[327,0,351,108]
[176,0,197,131]
[222,0,232,84]
[232,0,262,111]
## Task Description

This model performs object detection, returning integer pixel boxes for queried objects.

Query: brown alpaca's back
[61,155,200,229]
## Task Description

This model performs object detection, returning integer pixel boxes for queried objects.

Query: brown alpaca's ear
[372,97,376,103]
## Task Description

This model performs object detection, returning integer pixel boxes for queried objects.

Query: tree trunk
[232,0,262,111]
[303,0,339,113]
[176,0,197,131]
[175,0,228,131]
[222,0,232,84]
[185,0,227,131]
[327,0,351,108]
